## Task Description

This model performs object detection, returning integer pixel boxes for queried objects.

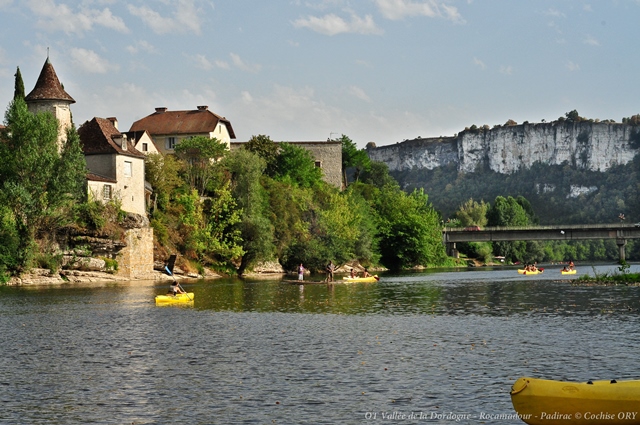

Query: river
[1,264,639,424]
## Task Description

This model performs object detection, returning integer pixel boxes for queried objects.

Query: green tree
[375,187,446,270]
[0,97,86,272]
[223,149,275,275]
[455,198,489,227]
[487,196,530,261]
[360,161,399,190]
[145,153,184,211]
[340,134,370,187]
[174,135,227,196]
[565,109,581,122]
[14,67,25,100]
[275,143,323,188]
[245,134,279,177]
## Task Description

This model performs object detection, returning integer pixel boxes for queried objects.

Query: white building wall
[115,155,146,216]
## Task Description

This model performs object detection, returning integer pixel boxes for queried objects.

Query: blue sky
[0,0,639,148]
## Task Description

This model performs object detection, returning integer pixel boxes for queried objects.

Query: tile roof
[78,117,145,158]
[129,106,236,139]
[25,58,75,104]
[86,172,117,183]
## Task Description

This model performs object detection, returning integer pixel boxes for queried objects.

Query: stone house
[78,117,149,216]
[124,127,160,155]
[23,56,154,277]
[129,106,236,154]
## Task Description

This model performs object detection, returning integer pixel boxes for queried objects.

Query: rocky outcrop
[367,122,639,175]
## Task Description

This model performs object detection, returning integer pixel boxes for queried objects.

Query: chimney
[197,105,208,111]
[107,117,118,130]
[155,107,167,113]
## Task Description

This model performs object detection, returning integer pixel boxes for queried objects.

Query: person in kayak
[168,281,185,295]
[362,268,371,278]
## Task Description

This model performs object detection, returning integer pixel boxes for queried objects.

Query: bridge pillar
[447,242,459,258]
[616,238,627,262]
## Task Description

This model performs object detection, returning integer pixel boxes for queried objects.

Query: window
[167,137,176,150]
[103,185,112,200]
[142,143,148,152]
[124,161,132,178]
[314,160,322,168]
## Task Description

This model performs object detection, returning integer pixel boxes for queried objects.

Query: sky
[1,0,639,148]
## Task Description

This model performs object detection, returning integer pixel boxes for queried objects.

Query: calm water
[1,265,639,424]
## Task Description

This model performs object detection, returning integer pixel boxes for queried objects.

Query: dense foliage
[0,97,87,278]
[145,135,450,276]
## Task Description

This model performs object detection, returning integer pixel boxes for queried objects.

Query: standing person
[298,263,305,281]
[326,261,335,282]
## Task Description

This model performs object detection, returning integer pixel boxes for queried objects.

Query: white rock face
[368,122,638,175]
[567,185,598,198]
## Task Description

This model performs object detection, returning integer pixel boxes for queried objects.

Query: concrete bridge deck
[442,223,640,260]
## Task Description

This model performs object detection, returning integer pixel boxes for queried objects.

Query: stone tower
[25,56,75,148]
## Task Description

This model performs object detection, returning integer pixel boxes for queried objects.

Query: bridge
[442,224,640,261]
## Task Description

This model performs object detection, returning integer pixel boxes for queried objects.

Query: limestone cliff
[368,122,639,175]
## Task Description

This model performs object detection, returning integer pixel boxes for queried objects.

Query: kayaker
[569,260,575,270]
[362,268,371,278]
[168,281,185,295]
[298,263,305,281]
[350,268,356,278]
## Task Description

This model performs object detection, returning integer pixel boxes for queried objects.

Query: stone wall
[116,227,154,278]
[231,140,343,188]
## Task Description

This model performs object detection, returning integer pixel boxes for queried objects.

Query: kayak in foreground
[342,275,379,283]
[510,376,640,425]
[155,292,194,304]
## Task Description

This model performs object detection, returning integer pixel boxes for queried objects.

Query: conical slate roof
[25,57,75,104]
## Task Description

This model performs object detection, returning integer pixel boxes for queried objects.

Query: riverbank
[5,267,222,286]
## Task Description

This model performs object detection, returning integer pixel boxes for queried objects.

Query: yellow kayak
[342,275,379,283]
[518,269,543,275]
[511,376,640,425]
[155,292,194,304]
[561,269,577,275]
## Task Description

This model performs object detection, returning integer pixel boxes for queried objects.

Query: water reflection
[192,266,640,317]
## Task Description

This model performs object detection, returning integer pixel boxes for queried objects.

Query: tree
[275,143,323,188]
[223,149,275,275]
[245,134,279,177]
[340,134,370,187]
[0,97,87,272]
[359,161,399,190]
[174,135,227,196]
[13,67,25,100]
[145,153,184,211]
[487,196,530,261]
[565,110,581,122]
[455,198,489,227]
[375,187,446,270]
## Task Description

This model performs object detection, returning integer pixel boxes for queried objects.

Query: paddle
[178,281,192,301]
